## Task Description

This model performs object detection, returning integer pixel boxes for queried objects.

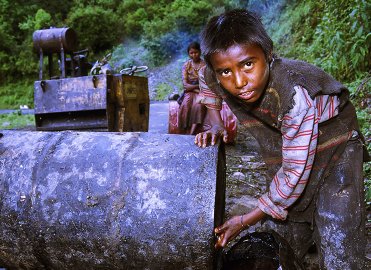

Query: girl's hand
[214,215,245,249]
[214,208,267,249]
[184,82,199,92]
[194,125,228,148]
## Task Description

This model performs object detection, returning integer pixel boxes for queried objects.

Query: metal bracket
[40,80,46,92]
[92,76,98,88]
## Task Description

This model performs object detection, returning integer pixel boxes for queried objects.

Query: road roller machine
[32,27,149,132]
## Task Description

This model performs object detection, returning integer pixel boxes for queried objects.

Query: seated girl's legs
[314,135,365,269]
[177,92,194,133]
[188,93,206,135]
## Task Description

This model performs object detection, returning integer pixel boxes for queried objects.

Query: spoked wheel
[120,65,148,75]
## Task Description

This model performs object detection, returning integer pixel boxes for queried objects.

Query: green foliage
[66,5,124,53]
[19,9,53,31]
[30,0,73,22]
[366,178,371,208]
[266,0,371,82]
[0,0,39,82]
[117,0,147,37]
[122,7,148,37]
[0,0,248,82]
[346,73,371,203]
[0,21,15,52]
[119,0,237,65]
[248,0,283,14]
[0,112,34,130]
[110,40,150,70]
[0,80,34,109]
[34,8,52,30]
[169,0,214,31]
[154,83,174,101]
[140,31,198,66]
[14,45,39,78]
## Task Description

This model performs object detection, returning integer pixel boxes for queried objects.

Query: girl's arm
[182,61,199,92]
[194,66,228,147]
[258,85,318,220]
[194,108,228,147]
[214,207,266,248]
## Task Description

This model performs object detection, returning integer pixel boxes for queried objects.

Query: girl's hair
[187,42,201,53]
[200,9,273,67]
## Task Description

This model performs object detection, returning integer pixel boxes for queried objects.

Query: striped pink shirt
[199,73,340,220]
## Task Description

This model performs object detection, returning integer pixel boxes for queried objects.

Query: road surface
[148,101,169,134]
[0,101,170,134]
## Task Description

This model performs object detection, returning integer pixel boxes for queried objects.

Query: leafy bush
[141,31,199,66]
[125,7,148,36]
[0,0,247,82]
[136,0,236,65]
[0,80,34,109]
[66,6,124,54]
[0,0,39,82]
[154,83,174,101]
[110,40,150,71]
[0,112,34,129]
[266,0,370,82]
[346,74,371,203]
[19,8,53,30]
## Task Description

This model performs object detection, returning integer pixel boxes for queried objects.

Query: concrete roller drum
[0,130,226,270]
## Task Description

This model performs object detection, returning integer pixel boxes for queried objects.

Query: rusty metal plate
[34,75,108,114]
[122,75,148,100]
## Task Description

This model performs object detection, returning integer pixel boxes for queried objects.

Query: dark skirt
[177,91,205,132]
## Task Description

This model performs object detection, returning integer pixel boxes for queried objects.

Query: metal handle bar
[120,65,148,75]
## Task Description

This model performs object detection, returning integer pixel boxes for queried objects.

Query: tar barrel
[33,28,78,54]
[0,130,225,270]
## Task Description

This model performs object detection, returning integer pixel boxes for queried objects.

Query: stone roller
[0,130,226,270]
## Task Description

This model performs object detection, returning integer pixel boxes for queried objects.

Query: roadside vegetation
[0,112,34,129]
[0,0,369,198]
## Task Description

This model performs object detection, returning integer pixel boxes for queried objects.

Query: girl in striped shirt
[195,9,368,269]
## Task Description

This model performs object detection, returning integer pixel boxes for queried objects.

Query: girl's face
[210,44,270,104]
[188,48,201,62]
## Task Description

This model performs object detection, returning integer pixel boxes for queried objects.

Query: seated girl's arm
[182,62,199,92]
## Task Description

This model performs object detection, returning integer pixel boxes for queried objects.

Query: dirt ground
[223,123,371,269]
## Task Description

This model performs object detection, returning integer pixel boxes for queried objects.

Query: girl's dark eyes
[220,70,231,76]
[218,61,254,77]
[243,62,253,69]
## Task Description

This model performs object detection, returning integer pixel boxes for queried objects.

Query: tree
[67,5,124,53]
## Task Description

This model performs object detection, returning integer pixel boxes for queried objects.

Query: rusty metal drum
[33,27,78,53]
[0,130,225,269]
